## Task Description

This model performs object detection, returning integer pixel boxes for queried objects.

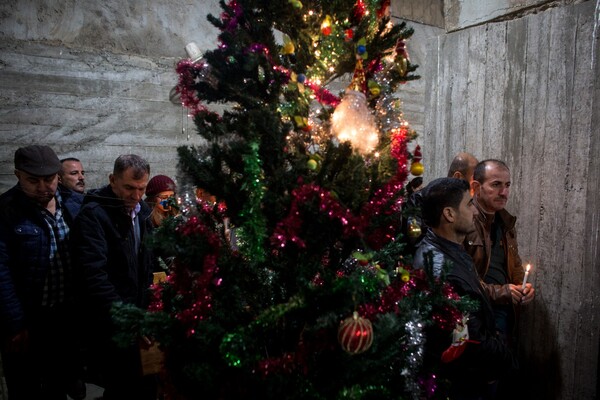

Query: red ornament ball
[344,28,354,41]
[338,312,374,354]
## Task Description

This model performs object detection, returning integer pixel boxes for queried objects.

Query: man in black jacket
[413,177,516,399]
[0,145,85,399]
[71,154,156,400]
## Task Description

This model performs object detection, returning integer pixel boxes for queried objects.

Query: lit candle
[521,264,531,288]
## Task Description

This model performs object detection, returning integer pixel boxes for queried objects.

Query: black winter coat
[70,185,155,322]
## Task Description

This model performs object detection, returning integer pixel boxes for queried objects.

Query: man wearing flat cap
[0,145,86,399]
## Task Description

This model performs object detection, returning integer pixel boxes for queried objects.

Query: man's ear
[471,180,481,195]
[109,173,115,186]
[442,207,455,223]
[452,171,463,180]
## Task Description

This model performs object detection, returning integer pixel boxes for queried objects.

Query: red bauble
[338,312,374,354]
[344,28,354,41]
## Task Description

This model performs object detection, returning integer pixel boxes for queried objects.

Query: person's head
[406,177,423,196]
[145,175,176,213]
[59,157,86,193]
[472,159,511,214]
[447,152,478,184]
[421,177,477,242]
[14,145,61,206]
[109,154,150,211]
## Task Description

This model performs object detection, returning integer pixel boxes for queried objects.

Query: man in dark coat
[413,177,516,399]
[0,145,85,399]
[71,154,156,400]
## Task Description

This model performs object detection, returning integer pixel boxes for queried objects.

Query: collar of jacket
[425,230,488,299]
[57,183,84,201]
[424,229,469,268]
[473,197,517,232]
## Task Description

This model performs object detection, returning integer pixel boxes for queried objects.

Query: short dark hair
[60,157,81,163]
[473,159,509,183]
[113,154,150,180]
[421,177,470,228]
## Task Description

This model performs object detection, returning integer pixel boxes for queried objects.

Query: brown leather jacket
[464,198,525,305]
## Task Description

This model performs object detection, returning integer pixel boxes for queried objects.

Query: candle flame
[525,264,531,272]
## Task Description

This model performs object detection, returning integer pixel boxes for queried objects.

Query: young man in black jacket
[413,177,516,399]
[71,154,156,400]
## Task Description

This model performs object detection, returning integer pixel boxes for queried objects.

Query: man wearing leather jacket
[464,160,535,340]
[414,177,516,399]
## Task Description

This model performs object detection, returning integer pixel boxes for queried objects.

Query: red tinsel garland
[359,277,414,319]
[147,215,222,337]
[271,182,363,249]
[175,59,212,116]
[356,125,410,249]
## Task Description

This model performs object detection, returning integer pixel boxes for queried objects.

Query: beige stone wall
[392,0,445,27]
[444,0,580,31]
[0,0,224,192]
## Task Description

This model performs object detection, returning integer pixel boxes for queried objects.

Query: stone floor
[0,378,104,400]
[68,383,104,400]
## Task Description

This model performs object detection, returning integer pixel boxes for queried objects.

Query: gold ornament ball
[307,159,318,170]
[410,161,424,176]
[282,42,295,55]
[408,219,422,238]
[396,57,408,76]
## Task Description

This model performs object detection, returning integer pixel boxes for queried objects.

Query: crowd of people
[0,145,535,400]
[0,146,177,400]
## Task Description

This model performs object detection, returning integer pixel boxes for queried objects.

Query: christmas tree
[115,1,472,398]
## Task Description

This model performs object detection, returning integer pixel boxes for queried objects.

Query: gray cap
[14,145,61,176]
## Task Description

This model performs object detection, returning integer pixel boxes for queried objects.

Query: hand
[508,284,524,305]
[520,283,535,305]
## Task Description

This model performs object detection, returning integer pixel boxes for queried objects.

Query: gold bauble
[410,161,424,176]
